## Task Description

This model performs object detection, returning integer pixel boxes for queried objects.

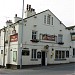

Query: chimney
[25,4,36,18]
[15,14,17,17]
[6,20,13,26]
[14,14,22,22]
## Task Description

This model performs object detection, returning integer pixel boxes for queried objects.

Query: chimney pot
[29,5,31,11]
[6,20,12,23]
[15,14,17,17]
[31,8,33,12]
[33,9,35,11]
[27,4,28,10]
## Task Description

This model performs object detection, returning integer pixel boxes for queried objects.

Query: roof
[0,9,67,30]
[66,25,75,30]
[17,9,66,27]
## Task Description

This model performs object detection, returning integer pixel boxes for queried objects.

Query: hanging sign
[10,33,18,42]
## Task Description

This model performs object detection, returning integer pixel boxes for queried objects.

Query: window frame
[31,49,37,59]
[47,14,51,24]
[1,50,3,54]
[55,50,65,59]
[66,51,69,58]
[32,31,37,40]
[13,51,17,62]
[52,17,53,25]
[58,34,63,43]
[22,50,30,56]
[44,15,46,24]
[73,48,75,56]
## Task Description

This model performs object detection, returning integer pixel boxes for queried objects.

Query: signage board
[71,34,75,41]
[42,34,55,41]
[10,33,18,42]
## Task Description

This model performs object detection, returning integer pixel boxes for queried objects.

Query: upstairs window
[32,31,37,40]
[52,17,53,25]
[47,14,51,24]
[58,34,63,43]
[44,15,46,24]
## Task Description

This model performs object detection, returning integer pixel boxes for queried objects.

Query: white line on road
[66,73,75,75]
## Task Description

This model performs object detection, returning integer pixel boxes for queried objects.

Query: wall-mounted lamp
[70,46,71,48]
[10,49,12,51]
[52,48,54,51]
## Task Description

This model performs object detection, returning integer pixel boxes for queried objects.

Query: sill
[66,57,69,58]
[54,59,66,61]
[31,59,38,61]
[58,42,64,45]
[40,40,56,43]
[72,55,75,58]
[30,39,39,43]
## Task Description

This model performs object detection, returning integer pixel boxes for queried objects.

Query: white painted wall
[0,9,74,67]
[18,10,74,65]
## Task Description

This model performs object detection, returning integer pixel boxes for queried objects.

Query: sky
[0,0,74,29]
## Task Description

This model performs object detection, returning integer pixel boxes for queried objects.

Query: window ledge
[30,39,39,43]
[54,59,66,61]
[31,59,38,61]
[58,42,64,45]
[72,55,75,58]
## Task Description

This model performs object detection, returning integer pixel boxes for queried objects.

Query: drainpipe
[6,24,10,68]
[3,26,6,67]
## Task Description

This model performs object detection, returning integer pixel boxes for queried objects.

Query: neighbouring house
[0,4,75,69]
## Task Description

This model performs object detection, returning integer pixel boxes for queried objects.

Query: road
[0,63,75,75]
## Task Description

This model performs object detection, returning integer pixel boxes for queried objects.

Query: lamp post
[20,0,24,69]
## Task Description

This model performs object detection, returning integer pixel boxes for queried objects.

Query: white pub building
[0,4,75,69]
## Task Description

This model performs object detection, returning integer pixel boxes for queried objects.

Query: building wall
[17,10,74,66]
[0,10,74,68]
[0,24,19,66]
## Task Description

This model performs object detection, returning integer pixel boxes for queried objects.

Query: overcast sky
[0,0,74,29]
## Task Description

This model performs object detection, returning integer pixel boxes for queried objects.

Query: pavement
[0,63,75,75]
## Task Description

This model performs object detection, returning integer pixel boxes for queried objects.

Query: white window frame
[47,14,51,24]
[31,49,37,59]
[44,15,46,24]
[55,50,65,59]
[32,31,37,40]
[52,17,53,25]
[58,34,63,43]
[73,48,75,56]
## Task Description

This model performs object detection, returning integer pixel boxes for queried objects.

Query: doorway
[41,51,45,66]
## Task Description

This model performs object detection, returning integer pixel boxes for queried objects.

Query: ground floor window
[31,49,37,59]
[13,51,17,62]
[55,50,65,59]
[73,48,75,56]
[55,51,58,59]
[66,51,69,58]
[22,50,30,56]
[62,51,65,58]
[1,50,3,54]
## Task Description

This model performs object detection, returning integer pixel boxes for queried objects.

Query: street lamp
[20,0,24,69]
